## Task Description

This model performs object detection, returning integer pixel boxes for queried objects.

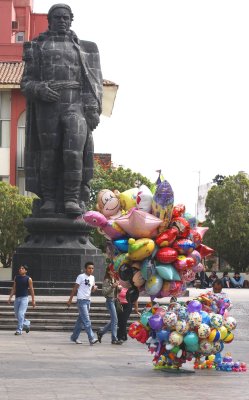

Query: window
[17,111,26,169]
[0,91,11,148]
[15,32,25,43]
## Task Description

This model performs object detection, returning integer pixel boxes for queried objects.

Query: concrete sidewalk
[1,288,248,400]
[0,329,248,400]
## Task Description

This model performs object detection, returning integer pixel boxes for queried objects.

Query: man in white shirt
[67,262,99,345]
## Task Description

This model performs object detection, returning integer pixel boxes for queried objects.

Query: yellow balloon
[218,326,228,340]
[118,188,138,211]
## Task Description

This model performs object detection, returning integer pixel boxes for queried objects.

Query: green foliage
[88,162,153,251]
[0,182,33,268]
[204,172,249,272]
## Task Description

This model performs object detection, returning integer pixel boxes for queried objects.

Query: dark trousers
[117,303,132,341]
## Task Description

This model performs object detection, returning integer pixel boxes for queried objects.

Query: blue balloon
[200,310,210,325]
[113,238,129,253]
[156,329,170,342]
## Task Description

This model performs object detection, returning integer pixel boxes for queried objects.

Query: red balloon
[196,244,214,258]
[170,217,190,238]
[155,227,178,247]
[174,255,195,270]
[155,247,178,264]
[172,204,186,218]
[188,229,202,247]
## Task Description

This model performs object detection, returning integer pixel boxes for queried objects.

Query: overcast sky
[33,0,249,216]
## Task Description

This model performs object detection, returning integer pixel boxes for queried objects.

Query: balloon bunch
[82,177,214,302]
[194,353,247,372]
[128,293,238,370]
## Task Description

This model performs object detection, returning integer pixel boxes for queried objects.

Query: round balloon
[208,328,221,342]
[148,314,164,331]
[223,316,237,331]
[210,314,223,329]
[156,329,170,342]
[140,311,153,327]
[218,326,228,340]
[163,311,177,328]
[145,274,163,296]
[188,312,202,328]
[155,247,178,264]
[187,300,202,313]
[169,331,183,346]
[183,332,199,348]
[199,339,214,355]
[198,323,211,339]
[175,320,189,334]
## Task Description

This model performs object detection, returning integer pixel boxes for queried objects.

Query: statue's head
[47,3,74,33]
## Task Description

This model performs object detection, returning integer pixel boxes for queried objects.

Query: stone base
[12,216,105,282]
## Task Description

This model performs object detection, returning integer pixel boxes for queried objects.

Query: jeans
[100,298,118,341]
[14,296,30,333]
[71,299,95,343]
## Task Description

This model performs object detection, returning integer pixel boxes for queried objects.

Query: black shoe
[90,338,99,345]
[111,340,123,345]
[97,331,102,343]
[65,201,82,217]
[40,200,56,213]
[25,327,30,334]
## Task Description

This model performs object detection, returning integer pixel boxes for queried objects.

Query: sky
[33,0,249,216]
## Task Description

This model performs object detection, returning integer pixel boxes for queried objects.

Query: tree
[89,162,153,207]
[0,182,33,268]
[212,174,225,186]
[204,172,249,272]
[88,163,153,251]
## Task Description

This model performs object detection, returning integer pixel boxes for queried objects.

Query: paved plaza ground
[0,289,248,400]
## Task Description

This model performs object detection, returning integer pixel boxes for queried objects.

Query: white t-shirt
[76,273,95,300]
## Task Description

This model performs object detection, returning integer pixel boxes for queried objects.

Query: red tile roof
[0,62,117,87]
[0,62,24,84]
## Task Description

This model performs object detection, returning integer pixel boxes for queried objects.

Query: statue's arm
[80,40,103,131]
[21,41,59,102]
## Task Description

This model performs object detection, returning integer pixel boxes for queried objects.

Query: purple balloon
[148,314,164,331]
[187,300,202,313]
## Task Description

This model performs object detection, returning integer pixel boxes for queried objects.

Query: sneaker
[90,338,99,345]
[71,338,82,344]
[111,340,123,345]
[96,330,102,343]
[25,326,30,334]
[14,331,22,335]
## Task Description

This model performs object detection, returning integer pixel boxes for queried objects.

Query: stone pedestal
[12,216,105,282]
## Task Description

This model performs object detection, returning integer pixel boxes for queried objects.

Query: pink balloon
[116,208,162,238]
[192,262,204,273]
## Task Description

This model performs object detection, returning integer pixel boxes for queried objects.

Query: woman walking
[97,266,123,345]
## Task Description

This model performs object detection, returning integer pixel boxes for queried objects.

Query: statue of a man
[21,3,103,217]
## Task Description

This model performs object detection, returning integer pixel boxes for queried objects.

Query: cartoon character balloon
[96,189,121,218]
